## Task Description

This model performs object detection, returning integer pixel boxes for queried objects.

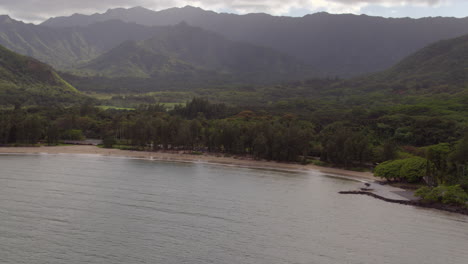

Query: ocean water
[0,154,467,264]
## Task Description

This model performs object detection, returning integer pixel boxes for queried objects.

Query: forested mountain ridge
[0,17,171,69]
[77,40,200,78]
[0,15,99,69]
[331,33,468,98]
[371,34,468,89]
[0,44,82,106]
[175,32,468,141]
[0,15,315,87]
[76,23,314,82]
[41,6,468,77]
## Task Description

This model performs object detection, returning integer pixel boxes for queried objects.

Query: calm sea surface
[0,154,467,264]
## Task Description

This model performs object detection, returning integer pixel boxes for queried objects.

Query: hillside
[0,44,81,106]
[68,31,468,110]
[73,23,314,89]
[0,15,98,69]
[177,33,468,126]
[0,16,164,69]
[330,33,468,99]
[264,34,466,132]
[78,40,200,78]
[41,6,468,77]
[371,34,468,89]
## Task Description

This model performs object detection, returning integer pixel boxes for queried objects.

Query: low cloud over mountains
[0,0,451,23]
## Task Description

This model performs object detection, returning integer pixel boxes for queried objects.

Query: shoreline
[0,145,424,205]
[6,145,467,216]
[340,191,468,216]
[0,145,379,181]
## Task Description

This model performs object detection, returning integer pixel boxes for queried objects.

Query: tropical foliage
[415,185,468,206]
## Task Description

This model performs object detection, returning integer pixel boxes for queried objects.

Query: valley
[0,6,467,263]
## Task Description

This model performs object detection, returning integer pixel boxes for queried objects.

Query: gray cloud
[0,0,449,23]
[331,0,441,3]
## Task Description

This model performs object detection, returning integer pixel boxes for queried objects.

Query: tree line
[0,98,466,193]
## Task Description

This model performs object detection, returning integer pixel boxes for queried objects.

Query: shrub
[400,157,428,183]
[415,185,468,205]
[374,159,406,180]
[374,157,428,182]
[415,186,440,203]
[102,136,116,148]
[62,129,84,140]
[442,185,468,205]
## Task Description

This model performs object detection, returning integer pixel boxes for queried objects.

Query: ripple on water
[0,154,467,264]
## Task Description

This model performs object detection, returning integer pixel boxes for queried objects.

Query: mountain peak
[105,6,153,15]
[104,7,126,14]
[0,15,15,24]
[180,5,204,10]
[161,5,212,15]
[129,6,149,11]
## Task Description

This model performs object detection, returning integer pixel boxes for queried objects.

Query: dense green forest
[1,98,467,197]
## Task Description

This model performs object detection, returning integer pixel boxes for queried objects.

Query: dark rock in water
[339,191,468,216]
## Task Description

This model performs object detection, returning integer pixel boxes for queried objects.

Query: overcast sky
[1,0,467,24]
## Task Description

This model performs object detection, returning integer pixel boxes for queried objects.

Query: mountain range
[1,6,468,106]
[76,22,313,81]
[41,6,468,77]
[0,16,165,69]
[0,15,314,88]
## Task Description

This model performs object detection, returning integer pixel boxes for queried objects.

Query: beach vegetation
[374,157,428,183]
[415,185,468,206]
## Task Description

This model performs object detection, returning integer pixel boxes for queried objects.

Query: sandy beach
[0,145,378,181]
[0,145,423,202]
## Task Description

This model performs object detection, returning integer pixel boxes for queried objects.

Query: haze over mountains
[0,16,168,69]
[41,6,468,76]
[1,6,468,80]
[0,13,314,88]
[335,33,468,98]
[77,22,313,81]
[374,34,468,88]
[0,5,468,102]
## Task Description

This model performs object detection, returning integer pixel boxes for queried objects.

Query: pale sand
[0,145,378,181]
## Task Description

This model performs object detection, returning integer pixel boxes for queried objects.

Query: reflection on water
[0,154,467,264]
